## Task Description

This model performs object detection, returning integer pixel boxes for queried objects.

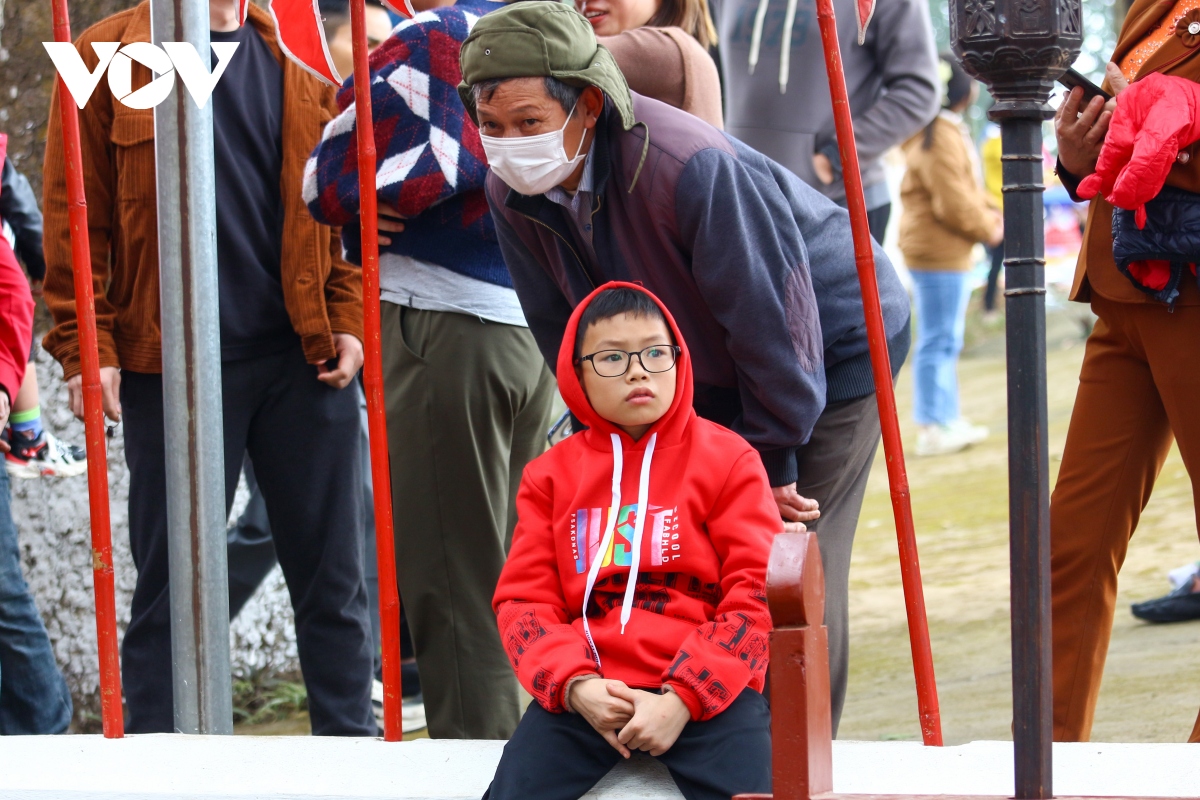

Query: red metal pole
[349,0,404,741]
[814,0,943,746]
[49,0,124,739]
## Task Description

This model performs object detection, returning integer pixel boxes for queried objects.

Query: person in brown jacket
[1052,0,1200,744]
[577,0,724,128]
[42,0,375,735]
[898,54,1002,458]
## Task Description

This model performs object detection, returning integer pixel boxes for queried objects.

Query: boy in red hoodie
[486,284,778,800]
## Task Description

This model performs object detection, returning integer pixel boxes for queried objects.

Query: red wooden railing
[734,533,1171,800]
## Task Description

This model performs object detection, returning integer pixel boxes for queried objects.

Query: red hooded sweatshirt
[493,282,778,722]
[0,134,34,403]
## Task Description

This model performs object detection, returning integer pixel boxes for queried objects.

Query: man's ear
[580,86,605,129]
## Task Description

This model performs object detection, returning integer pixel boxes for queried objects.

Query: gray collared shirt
[545,148,597,253]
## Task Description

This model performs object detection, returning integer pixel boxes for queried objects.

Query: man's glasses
[576,345,680,378]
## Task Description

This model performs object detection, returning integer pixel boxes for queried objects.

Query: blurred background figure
[898,53,1001,457]
[979,121,1004,321]
[711,0,938,242]
[319,0,394,81]
[577,0,724,128]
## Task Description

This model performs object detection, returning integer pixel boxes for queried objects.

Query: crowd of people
[0,0,1198,794]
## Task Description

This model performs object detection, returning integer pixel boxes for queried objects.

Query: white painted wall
[1,737,1197,799]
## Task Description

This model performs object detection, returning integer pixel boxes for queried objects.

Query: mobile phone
[1057,68,1112,104]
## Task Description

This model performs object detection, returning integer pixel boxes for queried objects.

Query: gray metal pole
[152,0,233,735]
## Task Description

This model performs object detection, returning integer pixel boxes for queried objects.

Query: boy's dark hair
[574,288,670,357]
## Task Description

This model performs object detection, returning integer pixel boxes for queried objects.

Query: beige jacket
[898,114,997,271]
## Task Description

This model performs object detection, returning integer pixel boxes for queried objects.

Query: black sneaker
[1130,583,1200,623]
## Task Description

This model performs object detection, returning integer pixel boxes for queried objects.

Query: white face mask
[480,105,588,197]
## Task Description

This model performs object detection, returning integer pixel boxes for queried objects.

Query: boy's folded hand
[610,684,691,758]
[570,678,637,757]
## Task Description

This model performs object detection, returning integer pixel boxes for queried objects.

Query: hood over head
[556,281,694,449]
[555,282,697,646]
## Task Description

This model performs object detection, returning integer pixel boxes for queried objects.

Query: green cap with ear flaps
[457,1,636,130]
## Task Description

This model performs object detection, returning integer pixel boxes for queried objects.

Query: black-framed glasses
[576,345,680,378]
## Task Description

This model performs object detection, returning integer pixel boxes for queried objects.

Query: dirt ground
[839,302,1200,744]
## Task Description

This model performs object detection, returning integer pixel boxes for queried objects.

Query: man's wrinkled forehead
[475,77,555,115]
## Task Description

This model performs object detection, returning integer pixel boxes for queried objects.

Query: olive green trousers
[382,303,556,739]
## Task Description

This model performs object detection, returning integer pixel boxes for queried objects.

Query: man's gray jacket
[712,0,939,210]
[487,93,909,486]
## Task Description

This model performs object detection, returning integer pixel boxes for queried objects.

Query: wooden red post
[813,0,943,748]
[737,531,834,800]
[349,0,404,741]
[50,0,124,739]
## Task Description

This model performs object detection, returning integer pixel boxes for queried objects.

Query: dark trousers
[120,346,375,735]
[794,394,881,736]
[984,242,1005,311]
[692,389,883,738]
[867,203,892,244]
[227,381,384,678]
[484,689,772,800]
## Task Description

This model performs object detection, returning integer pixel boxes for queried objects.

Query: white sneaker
[915,420,987,457]
[945,418,988,445]
[402,694,427,733]
[371,678,428,733]
[5,430,88,478]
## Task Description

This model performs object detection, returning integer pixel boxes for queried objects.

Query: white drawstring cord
[779,0,798,93]
[619,433,656,633]
[581,433,623,668]
[748,0,770,75]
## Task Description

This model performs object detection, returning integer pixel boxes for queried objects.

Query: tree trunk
[0,0,134,198]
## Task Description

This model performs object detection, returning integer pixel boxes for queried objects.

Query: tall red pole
[814,0,943,746]
[50,0,124,739]
[349,0,404,741]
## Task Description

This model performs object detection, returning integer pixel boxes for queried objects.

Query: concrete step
[0,736,1195,799]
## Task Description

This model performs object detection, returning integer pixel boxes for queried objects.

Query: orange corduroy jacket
[41,1,362,378]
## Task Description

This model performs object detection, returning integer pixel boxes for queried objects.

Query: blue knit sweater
[303,0,510,286]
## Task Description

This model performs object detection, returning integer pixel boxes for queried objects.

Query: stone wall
[14,337,300,728]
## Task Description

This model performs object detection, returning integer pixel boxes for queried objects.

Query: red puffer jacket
[493,283,778,722]
[1078,72,1200,228]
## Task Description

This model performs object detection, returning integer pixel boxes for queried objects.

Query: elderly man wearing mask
[458,1,910,735]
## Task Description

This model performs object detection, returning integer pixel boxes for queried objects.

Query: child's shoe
[6,430,88,478]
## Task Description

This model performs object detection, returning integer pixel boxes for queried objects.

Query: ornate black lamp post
[950,1,1082,797]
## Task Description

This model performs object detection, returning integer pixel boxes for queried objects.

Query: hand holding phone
[1057,68,1112,104]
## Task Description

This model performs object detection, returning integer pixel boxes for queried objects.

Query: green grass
[232,670,309,728]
